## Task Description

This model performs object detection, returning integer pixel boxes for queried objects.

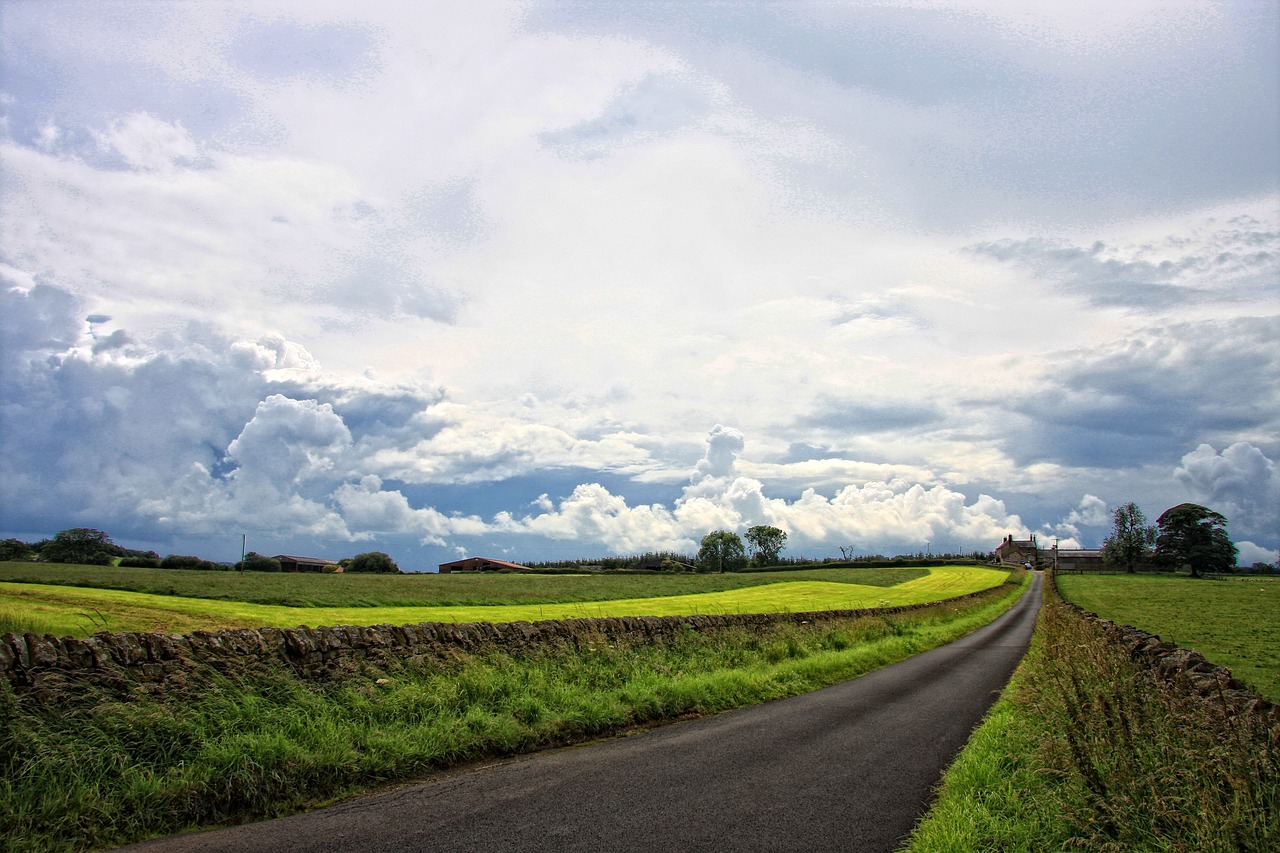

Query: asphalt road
[122,573,1042,853]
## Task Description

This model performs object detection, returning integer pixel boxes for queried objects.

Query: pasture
[0,565,1006,638]
[1055,572,1280,700]
[0,561,930,607]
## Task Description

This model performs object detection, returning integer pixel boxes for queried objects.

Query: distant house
[994,536,1104,571]
[438,557,532,574]
[996,534,1042,567]
[273,554,341,573]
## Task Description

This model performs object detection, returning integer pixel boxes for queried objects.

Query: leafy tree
[42,528,116,565]
[1102,502,1156,574]
[696,530,747,573]
[235,552,281,573]
[745,525,787,567]
[1154,503,1238,578]
[347,551,400,573]
[161,554,223,571]
[0,538,35,561]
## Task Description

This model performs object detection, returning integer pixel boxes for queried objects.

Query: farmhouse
[995,534,1042,567]
[273,554,341,573]
[994,535,1105,571]
[438,557,533,573]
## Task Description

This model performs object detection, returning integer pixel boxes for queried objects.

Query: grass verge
[2,574,1025,853]
[903,574,1278,853]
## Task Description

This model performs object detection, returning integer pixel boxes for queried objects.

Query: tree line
[0,528,401,573]
[1102,501,1274,576]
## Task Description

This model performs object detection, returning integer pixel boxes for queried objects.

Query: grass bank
[0,566,1007,638]
[1056,572,1280,700]
[903,574,1278,853]
[2,574,1025,853]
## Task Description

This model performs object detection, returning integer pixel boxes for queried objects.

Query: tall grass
[1056,572,1280,700]
[2,576,1025,853]
[904,575,1279,853]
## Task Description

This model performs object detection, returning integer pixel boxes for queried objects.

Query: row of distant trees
[0,528,400,573]
[1102,502,1273,576]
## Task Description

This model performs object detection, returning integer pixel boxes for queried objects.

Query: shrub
[160,554,222,571]
[118,557,161,568]
[345,551,400,573]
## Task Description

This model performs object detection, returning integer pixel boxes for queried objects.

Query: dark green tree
[696,530,747,573]
[42,528,115,565]
[0,538,34,561]
[1102,502,1156,574]
[1154,503,1238,578]
[235,552,282,573]
[347,551,400,573]
[745,525,787,567]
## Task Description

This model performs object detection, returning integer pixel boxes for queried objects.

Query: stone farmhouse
[994,534,1104,571]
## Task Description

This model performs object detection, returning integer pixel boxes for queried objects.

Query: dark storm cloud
[798,398,943,434]
[1000,317,1280,469]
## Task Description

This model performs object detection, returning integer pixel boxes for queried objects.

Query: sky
[2,0,1277,571]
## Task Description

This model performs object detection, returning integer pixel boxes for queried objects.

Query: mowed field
[0,564,1007,638]
[1056,572,1280,701]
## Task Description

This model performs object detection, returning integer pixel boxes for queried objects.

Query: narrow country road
[121,573,1042,853]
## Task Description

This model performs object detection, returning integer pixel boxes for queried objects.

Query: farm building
[1053,549,1107,572]
[995,534,1042,567]
[994,536,1104,571]
[438,557,533,573]
[273,554,341,573]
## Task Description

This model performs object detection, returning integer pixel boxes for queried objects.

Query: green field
[0,561,932,607]
[0,565,1007,638]
[1055,572,1280,700]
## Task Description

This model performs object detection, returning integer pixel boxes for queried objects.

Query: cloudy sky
[2,0,1277,571]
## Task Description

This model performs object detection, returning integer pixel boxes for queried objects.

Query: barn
[273,554,341,573]
[438,557,532,573]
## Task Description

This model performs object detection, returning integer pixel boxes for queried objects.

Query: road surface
[122,572,1042,853]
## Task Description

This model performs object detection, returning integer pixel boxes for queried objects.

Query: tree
[347,551,400,573]
[42,528,116,565]
[0,538,34,561]
[1102,502,1156,574]
[696,530,747,573]
[235,552,281,573]
[745,525,787,567]
[1154,503,1238,578]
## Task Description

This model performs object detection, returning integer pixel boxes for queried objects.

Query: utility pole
[240,534,246,573]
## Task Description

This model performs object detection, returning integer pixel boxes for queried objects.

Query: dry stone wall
[2,585,1008,702]
[1050,570,1276,725]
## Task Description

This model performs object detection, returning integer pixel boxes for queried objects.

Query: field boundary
[1049,569,1276,723]
[2,581,1013,701]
